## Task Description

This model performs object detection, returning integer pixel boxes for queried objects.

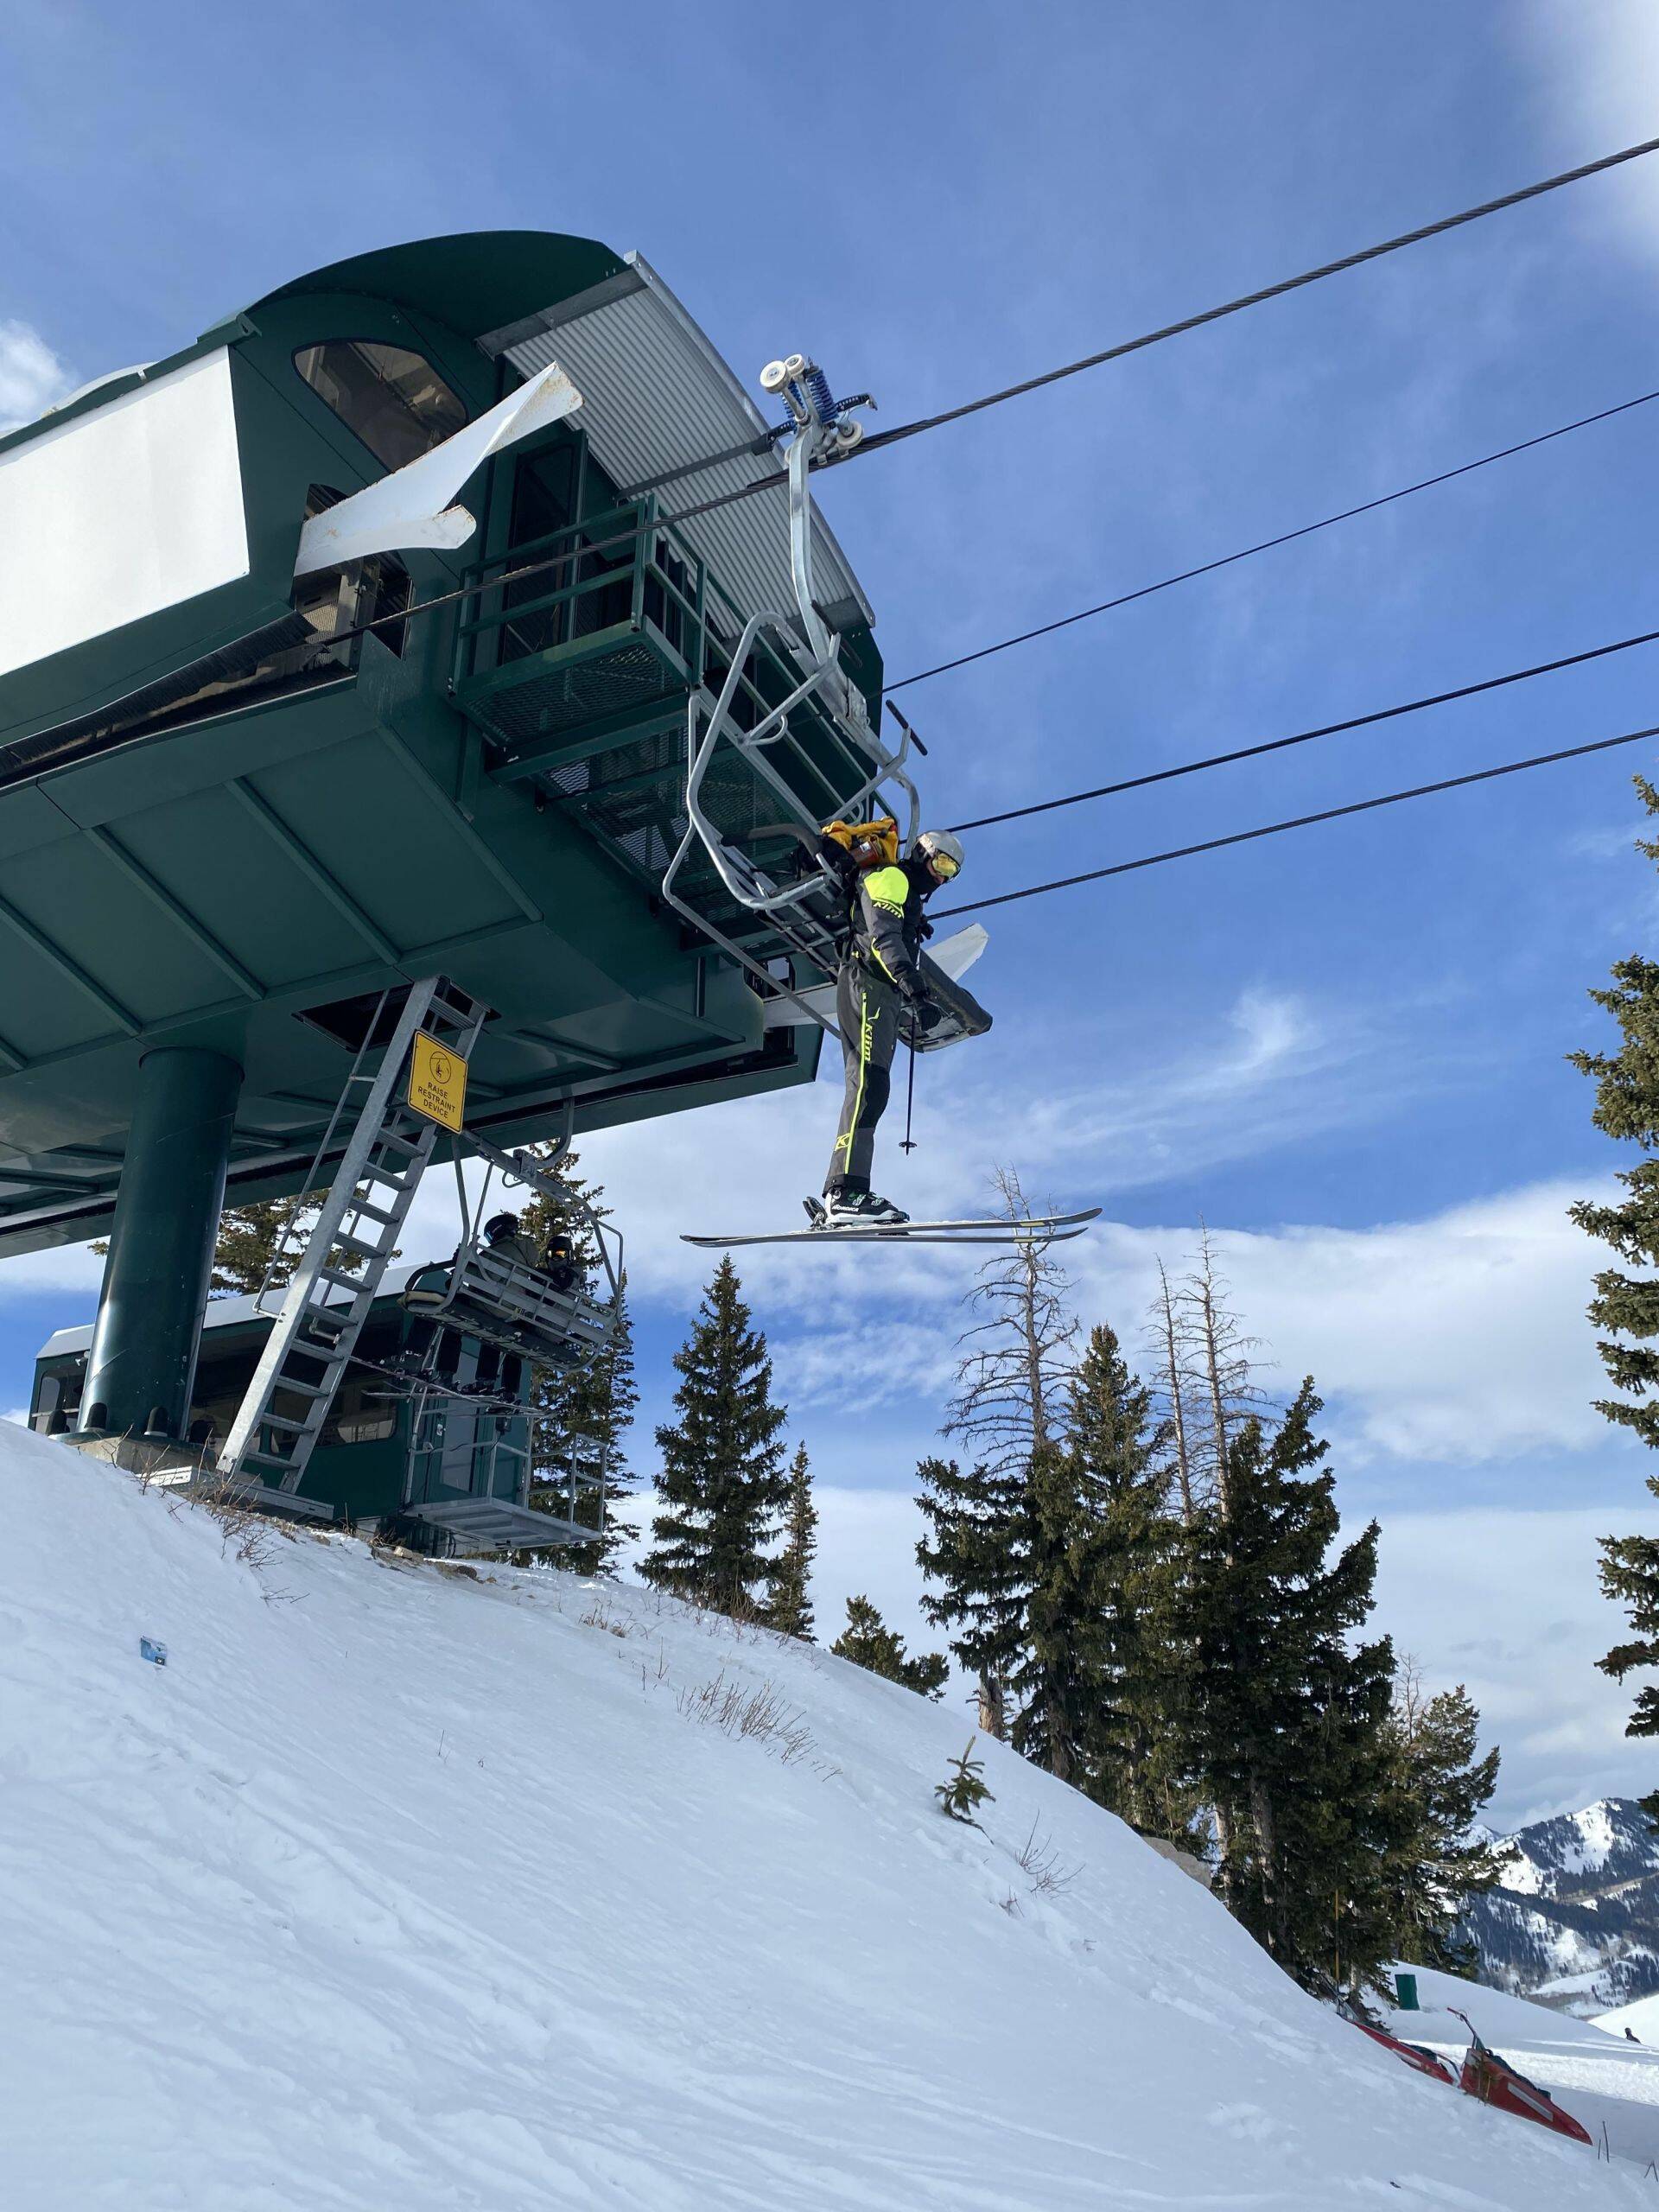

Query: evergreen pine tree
[641,1256,790,1617]
[1571,785,1659,1814]
[768,1443,818,1639]
[1180,1379,1397,1990]
[916,1455,1031,1738]
[210,1198,311,1296]
[1376,1666,1504,1974]
[830,1595,950,1697]
[1599,1529,1659,1821]
[1052,1323,1195,1836]
[1011,1438,1107,1783]
[935,1738,994,1822]
[517,1153,637,1572]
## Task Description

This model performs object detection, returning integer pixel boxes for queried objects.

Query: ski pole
[901,1018,918,1153]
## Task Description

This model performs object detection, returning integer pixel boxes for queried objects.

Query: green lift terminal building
[0,230,937,1542]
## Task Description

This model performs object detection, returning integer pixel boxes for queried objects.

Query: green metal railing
[451,495,707,748]
[452,494,899,942]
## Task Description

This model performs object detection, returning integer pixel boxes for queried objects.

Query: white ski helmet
[915,828,964,882]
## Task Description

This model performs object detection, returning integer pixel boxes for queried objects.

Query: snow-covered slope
[1,1426,1648,2210]
[1384,1961,1659,2166]
[1599,1989,1659,2039]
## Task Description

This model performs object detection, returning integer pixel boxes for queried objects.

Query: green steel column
[79,1047,243,1440]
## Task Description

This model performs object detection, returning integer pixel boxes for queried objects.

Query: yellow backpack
[821,816,899,869]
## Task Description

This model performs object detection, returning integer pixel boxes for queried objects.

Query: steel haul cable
[226,134,1659,667]
[932,725,1659,918]
[945,623,1659,835]
[858,134,1659,461]
[885,387,1659,697]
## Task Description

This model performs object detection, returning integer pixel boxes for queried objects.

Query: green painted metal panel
[79,1047,241,1439]
[0,232,849,1262]
[219,231,626,347]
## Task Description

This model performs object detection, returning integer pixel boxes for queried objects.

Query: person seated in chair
[482,1210,578,1294]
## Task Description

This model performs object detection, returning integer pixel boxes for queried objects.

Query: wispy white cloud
[4,1147,1608,1481]
[1374,1503,1650,1828]
[770,1314,960,1418]
[581,980,1445,1306]
[0,320,72,435]
[628,1164,1616,1473]
[575,991,1606,1469]
[1567,821,1643,864]
[1517,2,1659,264]
[0,1242,105,1303]
[1065,1179,1621,1466]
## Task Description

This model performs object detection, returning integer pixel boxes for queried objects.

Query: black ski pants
[824,959,902,1197]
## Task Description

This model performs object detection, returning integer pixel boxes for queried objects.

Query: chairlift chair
[399,1136,622,1375]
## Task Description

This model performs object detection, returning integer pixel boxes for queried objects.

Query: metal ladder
[217,976,487,1497]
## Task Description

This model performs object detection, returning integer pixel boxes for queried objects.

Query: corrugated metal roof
[490,253,874,647]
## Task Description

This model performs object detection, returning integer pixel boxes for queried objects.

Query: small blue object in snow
[139,1637,168,1667]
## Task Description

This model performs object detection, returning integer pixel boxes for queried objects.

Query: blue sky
[3,0,1659,1822]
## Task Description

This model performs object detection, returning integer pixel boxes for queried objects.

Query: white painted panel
[0,350,250,682]
[293,361,582,576]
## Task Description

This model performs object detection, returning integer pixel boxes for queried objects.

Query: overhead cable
[859,137,1659,458]
[932,724,1659,918]
[946,623,1659,835]
[887,387,1659,696]
[317,135,1659,663]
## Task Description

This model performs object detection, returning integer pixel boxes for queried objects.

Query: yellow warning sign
[406,1032,468,1133]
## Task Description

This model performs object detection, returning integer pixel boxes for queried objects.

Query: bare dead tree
[1143,1226,1275,1886]
[944,1166,1079,1474]
[1173,1224,1274,1520]
[1147,1261,1198,1526]
[931,1166,1080,1738]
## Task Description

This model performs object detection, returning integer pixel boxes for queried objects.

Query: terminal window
[293,340,467,472]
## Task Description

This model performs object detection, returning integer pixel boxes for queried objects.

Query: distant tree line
[626,1169,1503,1999]
[896,1170,1504,1994]
[1574,773,1659,1827]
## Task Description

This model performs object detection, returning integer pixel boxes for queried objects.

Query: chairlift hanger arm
[457,1122,625,1312]
[462,1129,572,1203]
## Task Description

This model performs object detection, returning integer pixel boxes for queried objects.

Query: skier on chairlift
[808,821,966,1229]
[482,1209,578,1293]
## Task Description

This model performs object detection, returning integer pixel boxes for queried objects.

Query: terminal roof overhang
[238,232,875,640]
[1,231,875,768]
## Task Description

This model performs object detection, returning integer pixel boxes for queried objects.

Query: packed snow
[1385,1961,1659,2167]
[1599,1989,1659,2041]
[2,1421,1651,2209]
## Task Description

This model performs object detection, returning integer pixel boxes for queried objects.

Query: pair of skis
[682,1205,1101,1250]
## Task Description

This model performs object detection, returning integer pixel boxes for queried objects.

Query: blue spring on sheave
[804,365,837,423]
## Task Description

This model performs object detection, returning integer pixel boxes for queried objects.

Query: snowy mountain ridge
[1460,1796,1659,2015]
[1,1421,1648,2208]
[1496,1800,1651,1901]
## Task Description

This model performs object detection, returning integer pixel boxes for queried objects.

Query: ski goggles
[926,851,961,880]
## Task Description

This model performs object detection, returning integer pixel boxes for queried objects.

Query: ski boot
[812,1191,912,1230]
